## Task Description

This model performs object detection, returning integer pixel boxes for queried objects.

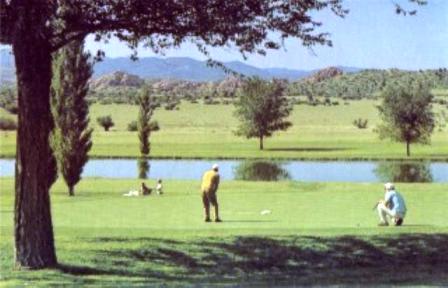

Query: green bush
[164,102,178,110]
[0,117,17,130]
[97,115,115,131]
[149,120,160,132]
[203,98,220,105]
[353,118,368,129]
[127,120,138,131]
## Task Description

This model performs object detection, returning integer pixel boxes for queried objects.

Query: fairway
[1,178,447,286]
[1,100,448,160]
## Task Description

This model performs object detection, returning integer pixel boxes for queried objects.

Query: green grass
[1,178,447,286]
[1,99,448,160]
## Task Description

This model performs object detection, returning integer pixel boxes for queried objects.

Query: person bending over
[201,164,221,222]
[140,182,152,196]
[377,182,407,226]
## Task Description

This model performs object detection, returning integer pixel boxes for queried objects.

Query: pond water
[1,159,447,183]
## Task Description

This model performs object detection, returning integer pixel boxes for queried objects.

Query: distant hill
[0,48,362,84]
[92,57,315,81]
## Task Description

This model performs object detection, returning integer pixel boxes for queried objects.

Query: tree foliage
[0,87,18,114]
[288,68,448,101]
[137,86,154,156]
[234,77,292,150]
[97,115,114,131]
[376,77,435,156]
[50,40,93,196]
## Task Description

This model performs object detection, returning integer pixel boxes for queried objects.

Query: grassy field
[1,178,447,286]
[1,99,448,160]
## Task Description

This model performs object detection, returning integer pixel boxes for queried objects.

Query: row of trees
[3,67,447,109]
[84,68,448,106]
[288,69,448,102]
[235,76,435,157]
[51,41,162,197]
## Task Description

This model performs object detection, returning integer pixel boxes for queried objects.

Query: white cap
[212,164,219,170]
[384,182,395,191]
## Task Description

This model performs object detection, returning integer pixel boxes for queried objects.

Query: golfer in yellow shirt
[201,164,221,222]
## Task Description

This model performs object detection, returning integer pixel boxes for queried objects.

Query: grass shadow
[53,233,448,285]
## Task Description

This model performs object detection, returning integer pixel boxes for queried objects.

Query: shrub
[0,88,18,114]
[97,115,115,131]
[86,98,97,106]
[203,98,220,105]
[148,120,160,132]
[99,98,114,105]
[164,102,178,110]
[0,117,18,130]
[353,118,368,129]
[127,120,138,131]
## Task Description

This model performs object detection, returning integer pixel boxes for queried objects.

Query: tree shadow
[266,147,351,152]
[55,234,448,285]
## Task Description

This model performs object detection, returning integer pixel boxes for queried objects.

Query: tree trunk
[406,141,410,157]
[13,32,58,268]
[259,135,264,150]
[68,185,75,197]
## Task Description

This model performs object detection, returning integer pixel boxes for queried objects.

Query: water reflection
[137,158,150,179]
[1,159,446,182]
[374,162,433,183]
[234,161,290,181]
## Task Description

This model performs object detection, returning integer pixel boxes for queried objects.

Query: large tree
[0,0,425,269]
[50,40,93,197]
[234,77,292,150]
[376,77,435,156]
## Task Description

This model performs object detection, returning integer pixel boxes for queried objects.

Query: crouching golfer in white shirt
[377,183,407,226]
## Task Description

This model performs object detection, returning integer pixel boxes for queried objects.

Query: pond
[1,159,447,183]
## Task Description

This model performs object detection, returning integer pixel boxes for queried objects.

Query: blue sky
[3,0,446,70]
[85,0,447,70]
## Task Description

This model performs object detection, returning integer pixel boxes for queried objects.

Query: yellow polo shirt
[201,170,219,192]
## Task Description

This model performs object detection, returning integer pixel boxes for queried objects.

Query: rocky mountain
[90,71,145,89]
[302,66,344,83]
[1,48,362,84]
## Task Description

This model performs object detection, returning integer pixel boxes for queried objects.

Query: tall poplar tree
[138,86,153,156]
[50,40,93,196]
